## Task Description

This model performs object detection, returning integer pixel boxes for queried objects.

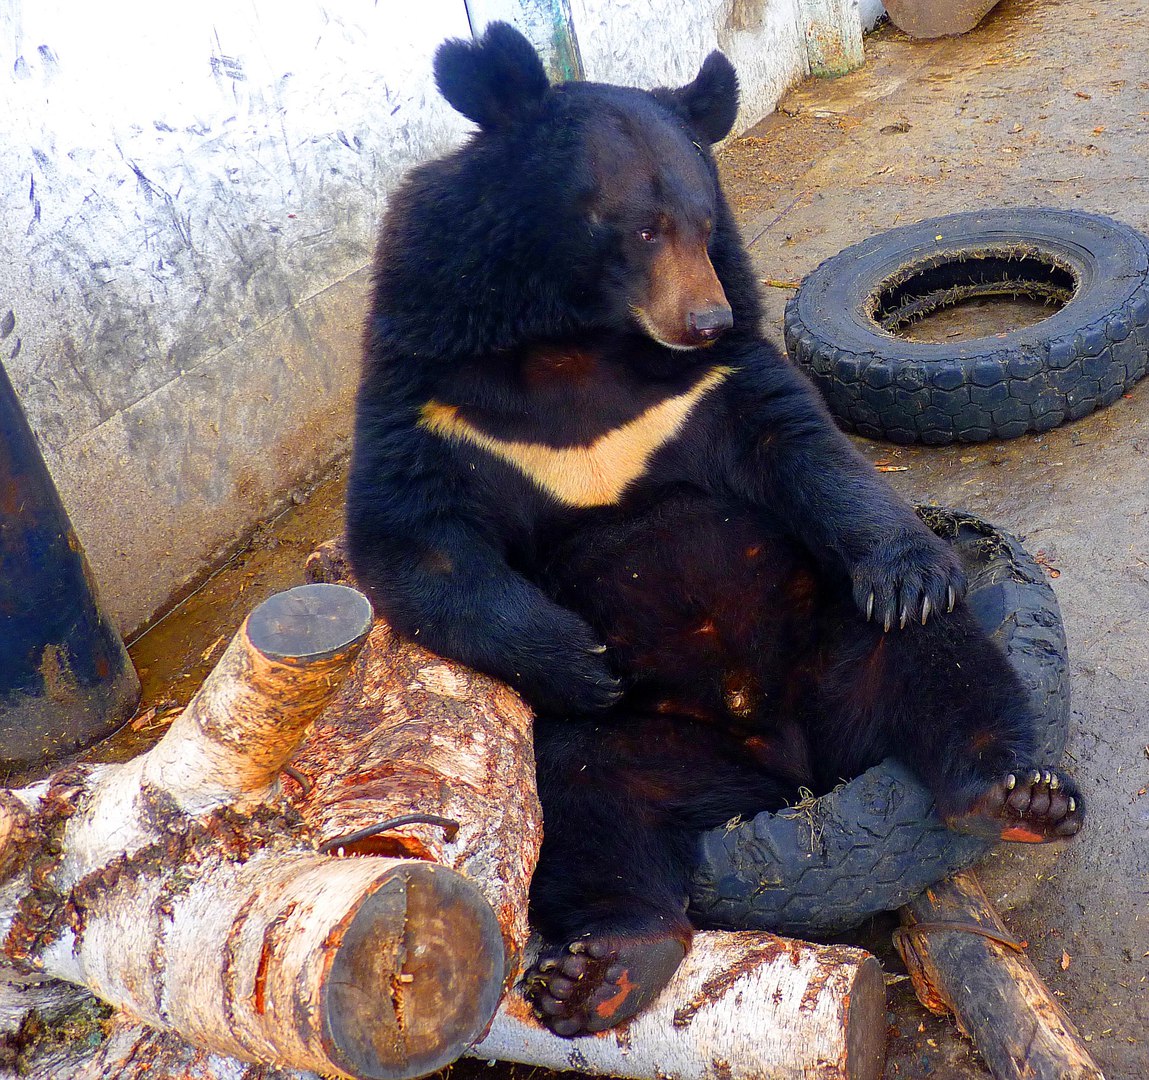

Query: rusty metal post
[0,359,139,776]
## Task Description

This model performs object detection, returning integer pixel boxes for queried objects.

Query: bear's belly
[539,490,823,729]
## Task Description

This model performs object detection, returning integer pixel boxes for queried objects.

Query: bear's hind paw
[523,934,686,1037]
[947,769,1083,842]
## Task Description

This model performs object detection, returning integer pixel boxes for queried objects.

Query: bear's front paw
[518,648,623,715]
[479,600,624,715]
[504,607,624,714]
[852,529,967,632]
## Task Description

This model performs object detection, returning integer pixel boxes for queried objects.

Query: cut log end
[845,956,888,1080]
[323,861,507,1080]
[247,583,374,663]
[137,584,377,810]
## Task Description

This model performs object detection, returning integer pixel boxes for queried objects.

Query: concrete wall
[858,0,888,31]
[571,0,810,124]
[1,0,870,636]
[1,0,473,634]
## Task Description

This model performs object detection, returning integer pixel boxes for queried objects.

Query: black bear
[346,24,1083,1037]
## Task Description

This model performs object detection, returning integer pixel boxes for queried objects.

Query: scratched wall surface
[0,0,473,634]
[569,0,811,133]
[0,0,867,637]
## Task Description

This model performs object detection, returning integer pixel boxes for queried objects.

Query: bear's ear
[664,51,739,145]
[434,22,550,131]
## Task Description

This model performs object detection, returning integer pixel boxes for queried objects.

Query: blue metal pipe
[1,359,140,776]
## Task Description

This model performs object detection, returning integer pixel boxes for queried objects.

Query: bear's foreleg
[805,597,1084,842]
[345,430,621,714]
[714,357,967,631]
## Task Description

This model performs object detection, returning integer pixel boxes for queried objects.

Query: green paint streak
[534,0,583,82]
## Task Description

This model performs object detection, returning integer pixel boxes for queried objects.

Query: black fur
[434,21,550,130]
[653,51,740,144]
[346,25,1080,1035]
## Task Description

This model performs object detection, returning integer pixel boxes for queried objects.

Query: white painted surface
[467,0,584,80]
[800,0,865,75]
[860,0,888,30]
[571,0,811,136]
[0,0,473,633]
[2,0,471,445]
[0,0,868,634]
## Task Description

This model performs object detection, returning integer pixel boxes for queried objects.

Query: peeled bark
[0,584,507,1080]
[895,869,1104,1080]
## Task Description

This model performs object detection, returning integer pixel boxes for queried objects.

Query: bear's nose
[688,305,734,342]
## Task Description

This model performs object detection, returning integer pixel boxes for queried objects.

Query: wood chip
[130,706,157,732]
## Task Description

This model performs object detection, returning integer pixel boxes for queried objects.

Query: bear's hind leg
[808,602,1083,843]
[526,714,795,1035]
[524,796,695,1035]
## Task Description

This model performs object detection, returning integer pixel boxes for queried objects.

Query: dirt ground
[718,3,1149,1076]
[92,1,1147,1077]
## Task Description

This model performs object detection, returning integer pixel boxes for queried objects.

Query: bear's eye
[638,228,658,243]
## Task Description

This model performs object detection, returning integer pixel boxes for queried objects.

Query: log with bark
[472,934,886,1080]
[0,584,507,1080]
[297,540,542,974]
[4,545,891,1080]
[894,868,1104,1080]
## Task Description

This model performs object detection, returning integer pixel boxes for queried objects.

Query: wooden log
[0,584,507,1080]
[139,583,373,814]
[8,552,891,1079]
[32,1013,318,1079]
[299,541,541,975]
[474,933,887,1080]
[894,868,1104,1080]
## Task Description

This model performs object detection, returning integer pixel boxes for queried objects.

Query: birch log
[0,584,507,1080]
[32,1013,319,1079]
[300,542,541,975]
[895,869,1104,1080]
[473,934,887,1080]
[305,539,888,1080]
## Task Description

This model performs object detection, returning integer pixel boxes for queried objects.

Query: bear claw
[948,769,1084,842]
[524,934,687,1037]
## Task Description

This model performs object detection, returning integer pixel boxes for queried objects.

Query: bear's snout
[687,303,734,344]
[636,234,733,350]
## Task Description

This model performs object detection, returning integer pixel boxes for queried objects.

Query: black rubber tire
[688,507,1070,937]
[784,209,1149,444]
